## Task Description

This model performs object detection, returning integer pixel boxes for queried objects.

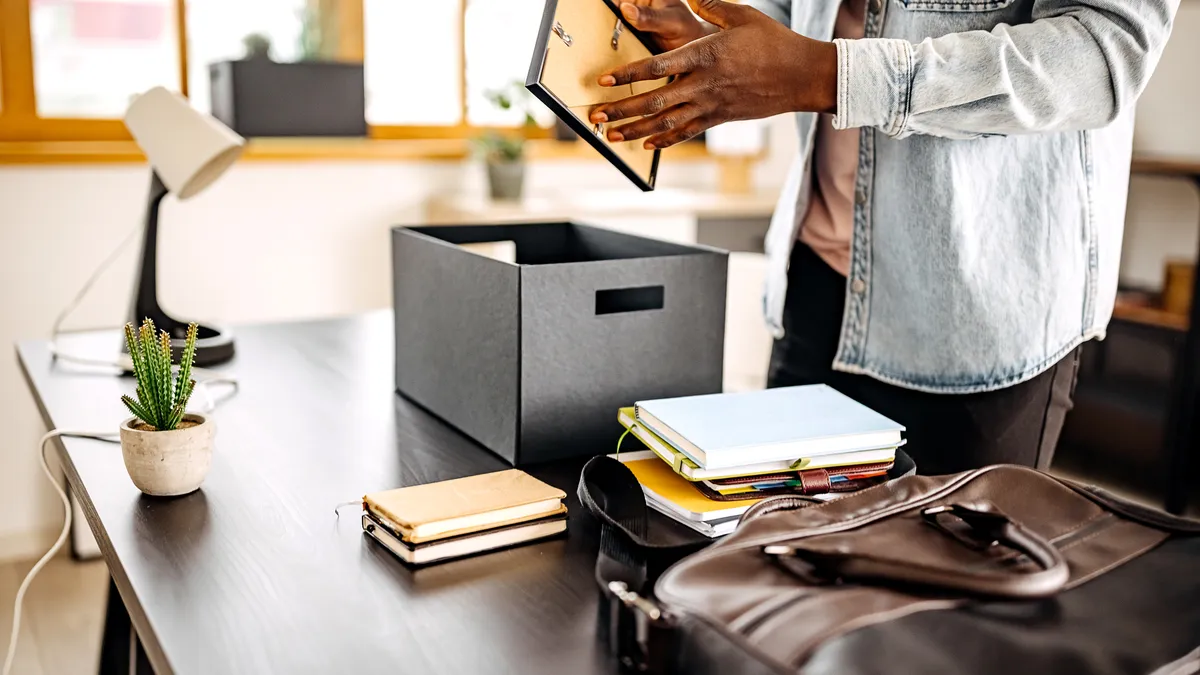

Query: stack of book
[613,385,905,538]
[361,469,567,565]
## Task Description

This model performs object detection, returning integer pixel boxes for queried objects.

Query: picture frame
[526,0,665,191]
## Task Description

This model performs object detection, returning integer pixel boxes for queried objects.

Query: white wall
[1124,0,1200,288]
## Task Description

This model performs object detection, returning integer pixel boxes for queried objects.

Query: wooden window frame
[0,0,554,143]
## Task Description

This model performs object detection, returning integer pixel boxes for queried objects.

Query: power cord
[1,220,242,674]
[45,207,241,410]
[2,430,118,675]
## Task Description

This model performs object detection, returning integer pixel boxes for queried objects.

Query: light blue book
[635,385,905,471]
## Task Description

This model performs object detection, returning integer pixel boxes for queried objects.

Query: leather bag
[579,458,1200,674]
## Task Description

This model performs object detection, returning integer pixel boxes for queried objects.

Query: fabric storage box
[392,222,728,465]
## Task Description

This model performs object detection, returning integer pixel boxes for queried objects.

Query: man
[591,0,1178,474]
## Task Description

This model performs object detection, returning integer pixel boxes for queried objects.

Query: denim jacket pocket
[895,0,1016,11]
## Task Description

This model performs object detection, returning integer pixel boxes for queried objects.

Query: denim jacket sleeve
[832,0,1179,139]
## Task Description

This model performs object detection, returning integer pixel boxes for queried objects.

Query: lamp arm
[130,170,172,332]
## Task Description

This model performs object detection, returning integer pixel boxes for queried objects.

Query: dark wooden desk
[17,312,625,675]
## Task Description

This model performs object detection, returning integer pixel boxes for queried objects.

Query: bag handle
[765,501,1070,599]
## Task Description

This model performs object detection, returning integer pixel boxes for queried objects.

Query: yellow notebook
[618,407,897,481]
[620,455,760,520]
[363,469,566,544]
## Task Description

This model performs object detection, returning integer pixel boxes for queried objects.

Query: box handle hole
[595,286,664,315]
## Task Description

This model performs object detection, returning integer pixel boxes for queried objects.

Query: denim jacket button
[851,278,866,294]
[869,0,883,13]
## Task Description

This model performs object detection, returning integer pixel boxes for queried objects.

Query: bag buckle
[604,581,674,673]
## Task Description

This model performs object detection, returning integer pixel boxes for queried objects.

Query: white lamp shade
[124,87,245,200]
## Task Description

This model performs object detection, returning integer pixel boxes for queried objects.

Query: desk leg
[98,578,130,675]
[1163,174,1200,515]
[97,577,154,674]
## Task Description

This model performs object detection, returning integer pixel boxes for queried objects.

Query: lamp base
[187,323,236,367]
[132,315,235,367]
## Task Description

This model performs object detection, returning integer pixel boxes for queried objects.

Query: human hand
[617,0,716,51]
[591,0,837,149]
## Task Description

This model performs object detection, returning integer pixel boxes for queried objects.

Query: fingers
[686,0,752,29]
[618,2,671,32]
[646,117,710,148]
[590,79,698,124]
[606,103,705,145]
[599,44,709,87]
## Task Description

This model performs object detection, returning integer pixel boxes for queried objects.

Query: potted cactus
[118,319,214,497]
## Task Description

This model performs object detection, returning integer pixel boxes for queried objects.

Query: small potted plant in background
[119,319,214,497]
[474,81,542,201]
[242,32,273,61]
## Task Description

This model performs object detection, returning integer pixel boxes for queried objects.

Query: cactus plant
[121,318,198,431]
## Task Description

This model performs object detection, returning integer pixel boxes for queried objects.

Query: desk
[17,312,658,675]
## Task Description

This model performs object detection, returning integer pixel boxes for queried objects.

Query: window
[462,0,548,127]
[31,0,180,118]
[0,0,586,146]
[362,0,459,126]
[185,0,306,116]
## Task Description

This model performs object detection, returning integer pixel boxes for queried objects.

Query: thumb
[687,0,750,29]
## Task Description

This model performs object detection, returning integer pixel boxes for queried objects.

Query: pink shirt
[797,0,866,278]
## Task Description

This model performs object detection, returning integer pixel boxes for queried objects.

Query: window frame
[0,0,554,143]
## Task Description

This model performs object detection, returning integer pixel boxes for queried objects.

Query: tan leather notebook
[363,469,567,544]
[527,0,667,190]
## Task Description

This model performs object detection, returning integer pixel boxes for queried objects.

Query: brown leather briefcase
[579,458,1200,674]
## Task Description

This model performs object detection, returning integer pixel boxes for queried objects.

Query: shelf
[1112,300,1189,331]
[1131,155,1200,178]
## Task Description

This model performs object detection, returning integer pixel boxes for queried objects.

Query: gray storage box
[392,222,728,465]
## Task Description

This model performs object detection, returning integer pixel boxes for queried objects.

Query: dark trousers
[768,244,1081,476]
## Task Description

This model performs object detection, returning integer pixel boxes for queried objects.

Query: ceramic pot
[119,414,214,497]
[487,160,525,201]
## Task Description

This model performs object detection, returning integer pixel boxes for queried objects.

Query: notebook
[614,452,759,522]
[635,385,905,470]
[363,513,567,565]
[618,407,898,480]
[363,469,566,544]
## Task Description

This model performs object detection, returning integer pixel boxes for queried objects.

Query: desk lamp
[123,86,246,366]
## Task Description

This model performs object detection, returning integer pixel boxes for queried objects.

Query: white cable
[50,221,142,339]
[2,430,117,675]
[44,206,242,414]
[46,346,240,415]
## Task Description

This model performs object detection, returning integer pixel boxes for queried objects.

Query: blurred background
[0,0,1197,670]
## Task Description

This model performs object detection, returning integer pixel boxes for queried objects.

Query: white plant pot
[119,414,214,497]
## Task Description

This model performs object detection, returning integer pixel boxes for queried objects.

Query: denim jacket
[749,0,1178,393]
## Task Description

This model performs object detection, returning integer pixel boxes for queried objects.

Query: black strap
[577,456,709,594]
[578,456,709,673]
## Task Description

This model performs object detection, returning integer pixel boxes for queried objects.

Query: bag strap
[578,456,709,673]
[577,456,709,591]
[1059,480,1200,533]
